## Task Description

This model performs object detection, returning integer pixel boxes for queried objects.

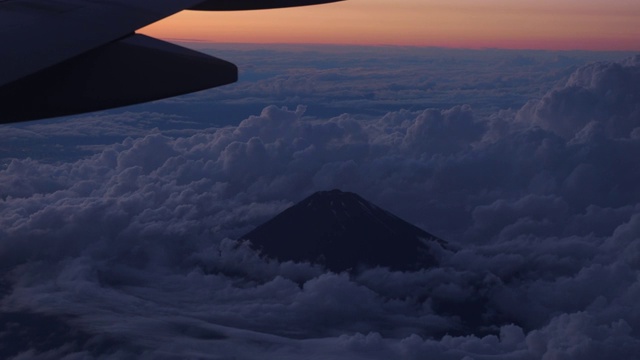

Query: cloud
[518,54,640,139]
[1,53,639,358]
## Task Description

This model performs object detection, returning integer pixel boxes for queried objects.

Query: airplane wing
[0,0,342,124]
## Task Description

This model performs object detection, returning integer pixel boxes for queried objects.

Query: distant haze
[142,0,640,50]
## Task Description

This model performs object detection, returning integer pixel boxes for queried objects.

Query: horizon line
[159,38,640,53]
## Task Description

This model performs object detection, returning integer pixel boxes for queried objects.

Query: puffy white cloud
[518,55,640,139]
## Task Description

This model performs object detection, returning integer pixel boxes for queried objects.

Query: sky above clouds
[141,0,640,50]
[1,47,639,358]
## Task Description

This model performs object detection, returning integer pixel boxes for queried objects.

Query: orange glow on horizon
[140,0,640,51]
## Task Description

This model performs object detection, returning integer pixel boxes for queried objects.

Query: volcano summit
[241,189,446,272]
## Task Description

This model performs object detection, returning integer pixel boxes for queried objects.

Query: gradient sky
[141,0,640,50]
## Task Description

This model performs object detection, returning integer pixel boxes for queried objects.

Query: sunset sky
[141,0,640,50]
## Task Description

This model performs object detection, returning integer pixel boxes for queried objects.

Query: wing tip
[190,0,344,11]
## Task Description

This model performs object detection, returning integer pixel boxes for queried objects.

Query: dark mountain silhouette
[240,189,446,272]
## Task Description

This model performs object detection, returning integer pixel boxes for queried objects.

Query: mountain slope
[241,189,446,272]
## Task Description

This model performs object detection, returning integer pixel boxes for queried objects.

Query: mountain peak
[240,189,445,272]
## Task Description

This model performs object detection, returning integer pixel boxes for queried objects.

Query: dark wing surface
[0,0,342,123]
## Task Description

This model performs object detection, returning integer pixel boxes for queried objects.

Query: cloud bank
[1,53,639,359]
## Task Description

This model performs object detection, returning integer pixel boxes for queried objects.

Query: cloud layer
[1,52,639,359]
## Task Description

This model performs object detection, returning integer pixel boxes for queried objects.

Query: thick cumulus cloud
[1,55,640,359]
[519,55,640,139]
